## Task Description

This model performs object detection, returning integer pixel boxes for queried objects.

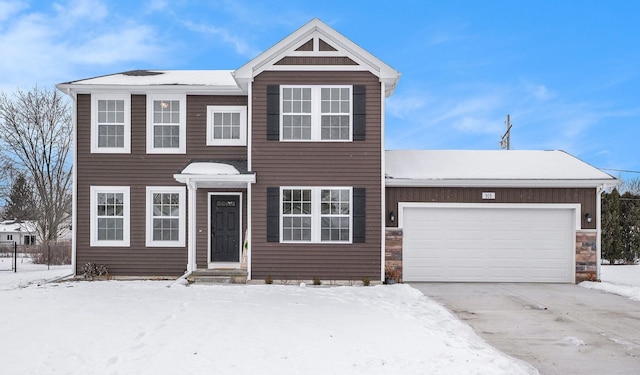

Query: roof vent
[121,70,163,76]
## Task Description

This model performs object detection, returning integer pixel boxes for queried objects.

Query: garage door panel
[402,206,575,282]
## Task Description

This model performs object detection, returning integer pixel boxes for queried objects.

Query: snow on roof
[61,70,240,89]
[180,162,240,176]
[0,220,36,233]
[386,150,617,187]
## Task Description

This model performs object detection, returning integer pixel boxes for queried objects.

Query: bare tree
[0,87,72,265]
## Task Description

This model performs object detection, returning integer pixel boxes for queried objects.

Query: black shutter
[267,187,280,242]
[353,188,366,243]
[266,85,280,140]
[352,85,366,141]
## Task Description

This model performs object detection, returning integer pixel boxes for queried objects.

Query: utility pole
[500,114,512,150]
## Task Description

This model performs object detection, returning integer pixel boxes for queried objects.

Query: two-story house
[57,18,398,282]
[58,19,616,284]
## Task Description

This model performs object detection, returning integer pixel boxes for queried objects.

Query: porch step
[188,269,248,285]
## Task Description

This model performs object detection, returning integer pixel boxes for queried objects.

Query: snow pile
[0,266,537,375]
[580,265,640,301]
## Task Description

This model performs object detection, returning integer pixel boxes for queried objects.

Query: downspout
[246,79,253,281]
[66,88,78,276]
[596,185,605,280]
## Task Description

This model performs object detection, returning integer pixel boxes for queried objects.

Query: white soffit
[385,150,618,188]
[233,18,400,97]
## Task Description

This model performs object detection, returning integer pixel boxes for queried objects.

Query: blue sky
[1,0,638,181]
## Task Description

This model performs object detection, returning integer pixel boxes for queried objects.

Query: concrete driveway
[411,283,640,375]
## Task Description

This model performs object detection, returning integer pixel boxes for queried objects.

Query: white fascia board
[385,178,619,188]
[233,18,400,96]
[56,83,244,96]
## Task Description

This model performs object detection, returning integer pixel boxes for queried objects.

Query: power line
[599,168,640,174]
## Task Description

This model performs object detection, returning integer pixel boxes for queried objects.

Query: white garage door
[402,205,576,282]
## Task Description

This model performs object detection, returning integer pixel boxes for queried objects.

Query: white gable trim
[233,18,400,97]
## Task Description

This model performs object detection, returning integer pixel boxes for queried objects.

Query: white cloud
[0,0,167,90]
[182,20,259,57]
[0,0,27,24]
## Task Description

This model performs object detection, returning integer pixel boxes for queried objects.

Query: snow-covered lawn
[580,264,640,301]
[0,263,536,375]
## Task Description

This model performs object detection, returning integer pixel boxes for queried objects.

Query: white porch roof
[174,161,255,188]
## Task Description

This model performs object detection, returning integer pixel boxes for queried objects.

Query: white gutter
[55,84,244,96]
[386,178,619,189]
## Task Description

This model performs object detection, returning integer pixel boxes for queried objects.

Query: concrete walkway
[411,283,640,375]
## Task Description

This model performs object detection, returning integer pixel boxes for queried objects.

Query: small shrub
[81,262,109,281]
[312,277,322,286]
[362,277,371,286]
[29,242,71,265]
[265,274,273,284]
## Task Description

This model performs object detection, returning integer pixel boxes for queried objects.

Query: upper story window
[147,94,186,154]
[206,105,247,146]
[91,94,131,153]
[280,86,352,141]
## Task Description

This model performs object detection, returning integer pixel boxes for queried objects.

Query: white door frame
[208,192,243,269]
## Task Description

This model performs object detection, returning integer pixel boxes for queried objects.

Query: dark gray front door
[210,195,240,262]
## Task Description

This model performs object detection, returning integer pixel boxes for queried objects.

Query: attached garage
[385,150,618,283]
[400,204,577,282]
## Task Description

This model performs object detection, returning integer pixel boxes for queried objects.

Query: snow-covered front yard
[1,263,637,374]
[0,263,538,374]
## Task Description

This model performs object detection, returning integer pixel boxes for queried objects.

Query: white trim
[397,202,583,231]
[279,85,353,142]
[57,84,244,96]
[596,185,604,279]
[247,80,253,280]
[186,182,197,272]
[146,94,186,154]
[233,19,400,96]
[279,186,353,244]
[91,94,131,154]
[145,186,186,247]
[90,186,130,247]
[386,178,619,189]
[208,192,243,269]
[380,81,386,282]
[206,105,247,146]
[70,90,78,274]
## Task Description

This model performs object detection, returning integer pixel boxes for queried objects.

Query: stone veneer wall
[385,228,403,282]
[384,228,598,284]
[575,231,598,282]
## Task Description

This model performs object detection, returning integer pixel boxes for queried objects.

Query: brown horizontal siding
[75,94,248,276]
[275,56,358,65]
[250,71,383,281]
[386,186,597,230]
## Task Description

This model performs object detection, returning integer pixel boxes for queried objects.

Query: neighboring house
[57,19,616,283]
[0,220,37,246]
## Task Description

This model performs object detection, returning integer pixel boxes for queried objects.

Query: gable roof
[233,18,400,97]
[386,150,618,188]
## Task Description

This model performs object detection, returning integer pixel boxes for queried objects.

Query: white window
[90,186,130,247]
[280,187,352,243]
[91,94,131,153]
[145,186,186,247]
[147,94,186,153]
[281,86,352,141]
[206,105,247,146]
[6,234,12,241]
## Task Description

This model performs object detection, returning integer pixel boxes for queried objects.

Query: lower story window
[90,186,130,247]
[281,187,352,243]
[146,186,186,247]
